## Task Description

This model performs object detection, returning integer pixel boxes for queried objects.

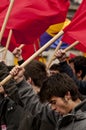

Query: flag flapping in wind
[40,19,70,49]
[0,0,9,13]
[0,0,9,24]
[1,29,40,60]
[62,0,86,52]
[0,0,70,45]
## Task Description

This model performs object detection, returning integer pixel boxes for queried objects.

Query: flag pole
[2,29,12,60]
[47,40,79,68]
[0,30,64,85]
[64,41,79,52]
[18,44,25,49]
[0,0,14,43]
[0,34,79,86]
[47,41,62,69]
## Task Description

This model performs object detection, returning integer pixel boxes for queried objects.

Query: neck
[68,98,81,112]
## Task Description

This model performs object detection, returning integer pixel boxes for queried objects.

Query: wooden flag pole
[64,41,79,52]
[0,0,14,43]
[47,41,62,69]
[3,29,12,60]
[0,30,64,85]
[0,35,79,86]
[18,44,25,49]
[47,40,79,68]
[20,31,64,68]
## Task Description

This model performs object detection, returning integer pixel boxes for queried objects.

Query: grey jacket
[17,79,86,130]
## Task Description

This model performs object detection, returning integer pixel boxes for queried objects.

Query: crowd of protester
[0,46,86,130]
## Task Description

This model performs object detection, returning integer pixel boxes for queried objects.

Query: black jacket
[59,61,86,95]
[17,79,86,130]
[0,96,23,130]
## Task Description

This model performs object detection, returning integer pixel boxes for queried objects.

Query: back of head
[49,63,62,75]
[39,73,81,103]
[24,60,47,88]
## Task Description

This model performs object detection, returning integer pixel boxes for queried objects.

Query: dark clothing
[0,61,24,130]
[17,79,86,130]
[59,61,86,95]
[18,59,24,65]
[0,96,23,130]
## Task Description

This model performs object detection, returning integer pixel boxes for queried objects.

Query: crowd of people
[0,46,86,130]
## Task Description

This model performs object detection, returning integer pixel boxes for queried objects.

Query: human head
[69,56,86,80]
[24,60,47,93]
[49,63,62,76]
[39,73,82,115]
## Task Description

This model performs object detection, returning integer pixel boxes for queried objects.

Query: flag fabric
[0,0,9,25]
[40,33,69,49]
[40,19,70,49]
[1,30,40,60]
[0,0,70,45]
[21,40,40,60]
[62,0,86,52]
[69,53,76,59]
[0,0,9,13]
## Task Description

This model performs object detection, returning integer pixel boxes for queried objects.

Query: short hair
[49,63,62,72]
[39,73,81,103]
[24,60,47,88]
[69,56,86,79]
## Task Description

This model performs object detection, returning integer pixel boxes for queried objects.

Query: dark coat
[17,79,86,130]
[59,61,86,95]
[0,96,23,130]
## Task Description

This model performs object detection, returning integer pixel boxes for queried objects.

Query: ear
[64,91,71,102]
[27,77,32,84]
[76,70,82,80]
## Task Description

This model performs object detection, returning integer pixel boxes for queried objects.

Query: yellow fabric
[46,19,71,37]
[14,57,18,65]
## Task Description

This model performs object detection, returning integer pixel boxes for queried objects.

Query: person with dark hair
[8,65,86,130]
[69,56,86,80]
[24,60,47,93]
[0,61,24,130]
[54,49,86,95]
[12,46,47,94]
[49,63,62,76]
[39,73,82,105]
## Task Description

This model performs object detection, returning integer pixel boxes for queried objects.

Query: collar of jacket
[58,99,86,128]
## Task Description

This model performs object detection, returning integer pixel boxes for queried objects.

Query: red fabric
[0,0,9,13]
[0,0,70,45]
[1,29,40,60]
[0,0,9,25]
[62,0,86,52]
[1,29,19,51]
[69,53,76,59]
[22,40,40,60]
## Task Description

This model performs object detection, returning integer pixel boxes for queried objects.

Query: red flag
[0,0,9,13]
[1,29,40,60]
[62,0,86,52]
[22,40,40,60]
[0,0,70,44]
[0,0,9,24]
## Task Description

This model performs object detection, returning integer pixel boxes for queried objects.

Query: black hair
[69,56,86,79]
[24,60,47,88]
[49,63,62,72]
[39,73,82,103]
[0,61,23,106]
